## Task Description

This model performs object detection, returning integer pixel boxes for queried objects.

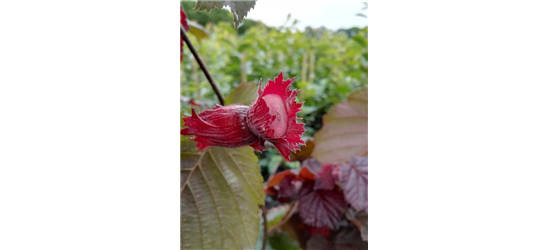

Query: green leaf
[225,81,258,105]
[254,225,301,250]
[311,88,368,164]
[194,0,257,29]
[187,20,210,42]
[181,137,265,250]
[266,205,290,228]
[284,161,301,170]
[254,215,301,250]
[268,232,302,250]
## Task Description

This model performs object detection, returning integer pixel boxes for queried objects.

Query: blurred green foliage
[181,0,367,178]
[181,7,367,132]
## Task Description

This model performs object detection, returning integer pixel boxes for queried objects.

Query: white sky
[241,1,368,30]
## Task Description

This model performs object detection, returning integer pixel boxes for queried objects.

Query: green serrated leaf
[311,88,368,164]
[194,0,257,29]
[181,137,264,250]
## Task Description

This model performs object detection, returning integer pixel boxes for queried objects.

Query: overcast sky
[243,1,368,30]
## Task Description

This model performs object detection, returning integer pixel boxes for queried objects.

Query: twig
[267,201,298,235]
[181,24,225,105]
[263,158,282,190]
[267,158,282,181]
[261,205,268,250]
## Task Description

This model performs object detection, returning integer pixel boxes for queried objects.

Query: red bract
[181,72,305,161]
[180,6,189,62]
[181,105,258,150]
[247,72,305,161]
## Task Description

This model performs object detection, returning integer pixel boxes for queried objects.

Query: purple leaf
[298,181,347,230]
[302,158,322,175]
[339,156,368,213]
[278,174,300,198]
[314,164,336,190]
[311,88,368,164]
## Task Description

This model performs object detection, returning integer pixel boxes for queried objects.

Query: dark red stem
[181,24,225,105]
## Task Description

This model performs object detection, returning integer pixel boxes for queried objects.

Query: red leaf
[264,187,277,196]
[180,6,189,30]
[314,164,336,190]
[332,164,341,181]
[180,6,189,62]
[247,72,305,161]
[298,181,347,230]
[304,226,331,237]
[181,105,258,150]
[306,226,368,250]
[339,156,368,213]
[266,170,296,188]
[299,166,316,180]
[278,174,300,198]
[188,99,200,106]
[302,158,336,189]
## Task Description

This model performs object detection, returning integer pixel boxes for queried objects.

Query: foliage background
[181,1,367,248]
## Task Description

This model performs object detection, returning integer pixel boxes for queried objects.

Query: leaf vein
[188,184,204,250]
[208,149,253,246]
